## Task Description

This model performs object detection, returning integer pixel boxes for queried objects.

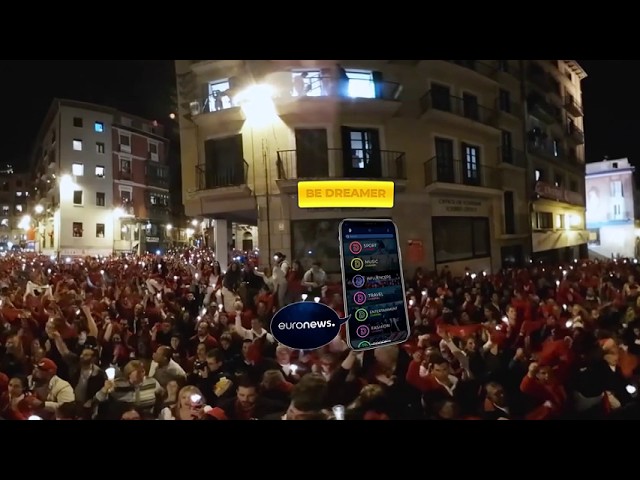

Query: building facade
[586,158,637,259]
[31,99,171,257]
[525,60,588,264]
[175,60,587,274]
[0,165,32,246]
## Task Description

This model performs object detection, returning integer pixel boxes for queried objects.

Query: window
[73,222,83,237]
[345,70,375,99]
[462,93,479,120]
[342,127,382,178]
[504,191,516,234]
[120,189,132,203]
[121,159,131,174]
[73,117,83,127]
[432,217,490,263]
[533,212,553,230]
[291,70,323,97]
[95,166,105,178]
[149,142,158,161]
[72,163,84,176]
[119,134,131,152]
[15,205,23,213]
[500,130,513,163]
[556,214,564,229]
[96,142,105,154]
[207,80,233,112]
[588,228,600,246]
[202,135,245,188]
[149,193,169,206]
[498,89,511,113]
[0,219,8,228]
[96,223,105,238]
[430,83,451,111]
[1,206,8,215]
[72,139,82,151]
[611,180,623,197]
[73,190,83,205]
[462,143,481,185]
[96,192,105,206]
[94,121,104,133]
[535,169,543,181]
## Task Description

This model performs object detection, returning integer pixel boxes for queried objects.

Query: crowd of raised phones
[1,249,639,420]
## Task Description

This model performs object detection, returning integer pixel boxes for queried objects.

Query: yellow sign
[298,180,395,209]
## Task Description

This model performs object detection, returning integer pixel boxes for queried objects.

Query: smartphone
[338,218,410,351]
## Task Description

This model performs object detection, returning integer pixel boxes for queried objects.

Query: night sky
[1,60,175,171]
[0,60,628,172]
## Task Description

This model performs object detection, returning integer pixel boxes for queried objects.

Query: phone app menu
[343,235,406,349]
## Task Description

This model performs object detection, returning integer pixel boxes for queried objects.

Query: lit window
[72,139,83,151]
[72,163,84,176]
[207,80,233,112]
[95,166,105,178]
[346,71,376,99]
[291,71,323,97]
[94,122,104,133]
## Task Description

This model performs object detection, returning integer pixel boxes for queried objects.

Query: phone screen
[339,218,410,351]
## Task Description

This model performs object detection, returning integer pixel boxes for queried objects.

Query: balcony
[498,147,526,168]
[423,157,502,195]
[188,160,255,220]
[526,139,567,162]
[444,60,498,82]
[420,91,498,132]
[566,123,585,145]
[188,95,245,133]
[527,94,560,125]
[275,73,402,121]
[146,167,170,189]
[275,148,407,194]
[527,64,554,91]
[145,202,171,221]
[564,95,583,117]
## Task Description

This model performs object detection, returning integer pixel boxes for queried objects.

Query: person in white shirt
[234,313,275,343]
[272,252,289,308]
[29,358,75,417]
[149,346,187,388]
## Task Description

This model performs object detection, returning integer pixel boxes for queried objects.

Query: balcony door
[203,134,244,188]
[462,143,481,186]
[434,137,455,183]
[341,126,381,178]
[295,129,329,178]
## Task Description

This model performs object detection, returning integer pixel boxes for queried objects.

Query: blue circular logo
[352,275,365,289]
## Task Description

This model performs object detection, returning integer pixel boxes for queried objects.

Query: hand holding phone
[339,219,410,352]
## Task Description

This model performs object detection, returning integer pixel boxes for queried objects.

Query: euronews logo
[277,320,335,330]
[270,301,349,350]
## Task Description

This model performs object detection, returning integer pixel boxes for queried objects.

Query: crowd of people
[1,248,639,420]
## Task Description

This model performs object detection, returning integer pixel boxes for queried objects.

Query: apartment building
[525,60,588,263]
[585,158,638,259]
[175,60,587,274]
[31,99,171,257]
[0,165,32,246]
